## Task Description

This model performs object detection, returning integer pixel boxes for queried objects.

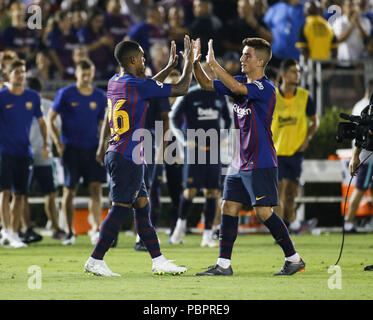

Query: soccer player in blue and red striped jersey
[84,36,194,276]
[193,37,305,276]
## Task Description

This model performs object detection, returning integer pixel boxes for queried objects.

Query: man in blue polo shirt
[0,59,48,248]
[47,59,107,246]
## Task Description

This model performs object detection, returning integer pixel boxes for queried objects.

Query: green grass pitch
[1,232,372,300]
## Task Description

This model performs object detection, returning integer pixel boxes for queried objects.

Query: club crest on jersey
[26,102,33,110]
[71,102,78,107]
[253,80,264,90]
[5,104,13,109]
[156,80,164,88]
[233,104,250,118]
[90,102,97,110]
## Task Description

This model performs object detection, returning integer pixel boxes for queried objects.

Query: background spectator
[127,4,168,67]
[0,0,11,34]
[332,0,371,63]
[296,0,338,63]
[104,0,133,45]
[167,4,189,54]
[46,10,79,79]
[222,0,272,54]
[77,8,115,80]
[71,10,88,34]
[3,2,38,66]
[264,0,306,68]
[189,0,223,57]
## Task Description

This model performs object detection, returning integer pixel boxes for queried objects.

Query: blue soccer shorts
[222,167,279,207]
[62,144,107,188]
[0,153,32,195]
[104,151,148,204]
[277,152,304,184]
[28,164,57,194]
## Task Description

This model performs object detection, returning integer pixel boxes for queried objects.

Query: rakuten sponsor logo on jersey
[233,104,250,118]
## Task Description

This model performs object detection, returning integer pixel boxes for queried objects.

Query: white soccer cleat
[169,226,185,245]
[0,229,11,247]
[152,260,187,275]
[90,232,99,245]
[84,257,121,277]
[201,237,218,248]
[8,231,28,248]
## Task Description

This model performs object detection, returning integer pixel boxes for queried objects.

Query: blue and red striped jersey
[106,73,171,163]
[214,75,277,171]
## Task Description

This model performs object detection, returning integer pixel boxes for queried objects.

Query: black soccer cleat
[20,228,43,244]
[364,265,373,271]
[134,240,147,251]
[195,264,233,276]
[273,258,305,276]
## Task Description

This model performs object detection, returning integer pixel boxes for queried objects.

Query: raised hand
[192,38,202,64]
[180,35,193,64]
[167,40,179,69]
[206,39,216,66]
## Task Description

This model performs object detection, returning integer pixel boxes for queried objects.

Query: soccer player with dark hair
[193,37,305,276]
[271,58,319,234]
[0,60,48,248]
[83,37,194,277]
[48,58,108,246]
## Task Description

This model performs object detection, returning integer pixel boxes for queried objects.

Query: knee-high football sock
[204,198,216,230]
[91,205,131,260]
[134,203,161,259]
[263,212,296,258]
[178,196,193,220]
[218,214,238,263]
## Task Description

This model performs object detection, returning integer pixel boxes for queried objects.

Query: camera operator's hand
[349,147,362,176]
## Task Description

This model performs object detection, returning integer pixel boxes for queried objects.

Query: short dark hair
[27,77,42,92]
[280,58,299,73]
[7,59,26,74]
[242,37,272,67]
[75,58,94,70]
[114,40,141,68]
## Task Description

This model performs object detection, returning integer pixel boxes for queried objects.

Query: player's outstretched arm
[169,35,193,97]
[206,39,247,96]
[152,41,179,83]
[192,38,214,91]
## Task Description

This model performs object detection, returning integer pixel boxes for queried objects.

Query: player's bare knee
[183,188,197,200]
[254,206,273,221]
[133,197,149,209]
[221,200,240,217]
[204,188,220,199]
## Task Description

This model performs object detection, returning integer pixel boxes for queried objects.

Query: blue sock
[135,203,161,259]
[91,205,130,260]
[263,212,296,257]
[218,214,239,260]
[178,196,192,220]
[204,198,216,230]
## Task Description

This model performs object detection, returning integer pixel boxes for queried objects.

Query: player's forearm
[170,60,193,97]
[152,65,173,83]
[193,62,214,91]
[307,116,319,140]
[98,115,111,152]
[38,118,48,147]
[210,60,245,95]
